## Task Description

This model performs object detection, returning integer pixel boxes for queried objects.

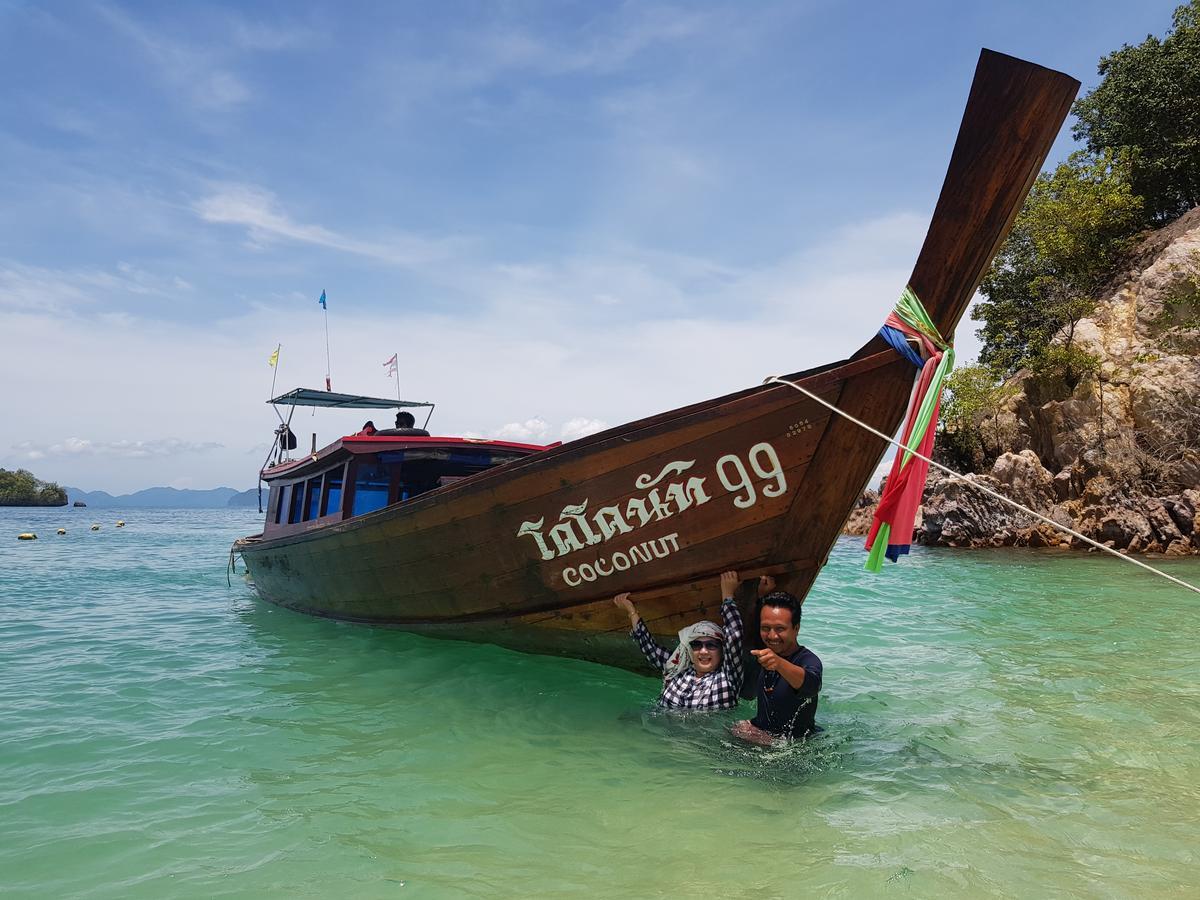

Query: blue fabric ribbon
[879,325,924,368]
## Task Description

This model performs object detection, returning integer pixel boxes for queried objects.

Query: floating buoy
[18,532,37,541]
[57,528,66,535]
[91,524,100,531]
[115,520,125,527]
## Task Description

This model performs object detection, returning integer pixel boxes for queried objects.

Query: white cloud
[560,417,609,442]
[96,4,252,111]
[366,4,746,119]
[203,71,251,108]
[481,417,609,444]
[466,6,720,77]
[0,209,932,492]
[0,2,1022,499]
[229,17,314,52]
[194,184,458,267]
[494,418,551,443]
[0,260,192,313]
[9,438,224,460]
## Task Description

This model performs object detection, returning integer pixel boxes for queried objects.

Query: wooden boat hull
[240,350,906,668]
[237,50,1079,669]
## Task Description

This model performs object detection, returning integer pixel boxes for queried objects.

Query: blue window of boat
[351,461,389,516]
[304,477,321,520]
[273,486,286,524]
[289,482,304,523]
[323,468,343,516]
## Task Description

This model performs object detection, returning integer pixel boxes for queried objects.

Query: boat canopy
[269,388,434,410]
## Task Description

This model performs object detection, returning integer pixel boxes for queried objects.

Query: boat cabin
[258,388,554,538]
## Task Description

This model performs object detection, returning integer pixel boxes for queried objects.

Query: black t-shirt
[751,646,822,737]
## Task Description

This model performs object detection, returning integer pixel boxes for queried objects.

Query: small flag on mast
[318,289,327,309]
[383,353,398,378]
[267,346,280,368]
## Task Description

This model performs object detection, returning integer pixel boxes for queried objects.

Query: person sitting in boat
[731,590,822,744]
[275,423,297,451]
[376,410,430,437]
[611,571,744,711]
[356,421,378,436]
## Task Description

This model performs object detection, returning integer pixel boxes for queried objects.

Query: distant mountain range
[66,486,259,508]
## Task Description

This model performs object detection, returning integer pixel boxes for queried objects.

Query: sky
[0,0,1185,493]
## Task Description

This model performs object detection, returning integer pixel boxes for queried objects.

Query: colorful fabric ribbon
[865,287,955,571]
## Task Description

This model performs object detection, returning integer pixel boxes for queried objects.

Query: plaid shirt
[631,599,745,710]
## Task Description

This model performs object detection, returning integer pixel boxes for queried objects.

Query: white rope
[765,374,1200,596]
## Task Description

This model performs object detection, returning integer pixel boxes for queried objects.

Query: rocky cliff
[847,206,1200,554]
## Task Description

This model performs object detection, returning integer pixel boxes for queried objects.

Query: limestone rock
[990,450,1056,511]
[842,489,879,536]
[1048,503,1077,529]
[1081,476,1118,510]
[981,207,1200,494]
[1161,496,1195,536]
[1144,498,1183,546]
[1052,468,1073,501]
[844,208,1200,555]
[1091,508,1152,550]
[915,471,1036,548]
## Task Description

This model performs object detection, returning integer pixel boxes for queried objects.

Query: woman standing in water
[612,571,746,710]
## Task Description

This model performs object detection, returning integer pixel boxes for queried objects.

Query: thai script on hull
[516,441,788,564]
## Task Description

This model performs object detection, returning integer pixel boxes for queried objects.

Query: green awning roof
[268,388,434,410]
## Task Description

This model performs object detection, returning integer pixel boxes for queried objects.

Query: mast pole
[323,291,332,392]
[269,343,281,400]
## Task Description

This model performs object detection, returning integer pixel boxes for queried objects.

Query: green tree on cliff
[1072,0,1200,223]
[974,1,1200,382]
[973,150,1143,383]
[0,468,68,507]
[939,365,1019,470]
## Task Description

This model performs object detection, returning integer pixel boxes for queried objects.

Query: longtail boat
[235,50,1079,673]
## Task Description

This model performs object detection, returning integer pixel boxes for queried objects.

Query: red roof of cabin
[341,434,556,453]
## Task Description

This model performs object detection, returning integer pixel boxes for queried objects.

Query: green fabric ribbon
[901,346,955,466]
[865,288,955,572]
[865,522,892,572]
[893,285,951,351]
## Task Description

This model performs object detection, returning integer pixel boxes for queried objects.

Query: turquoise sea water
[2,507,1198,898]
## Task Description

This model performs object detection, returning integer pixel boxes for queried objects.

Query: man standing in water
[732,591,822,744]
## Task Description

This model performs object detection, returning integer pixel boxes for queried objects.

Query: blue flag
[318,289,327,309]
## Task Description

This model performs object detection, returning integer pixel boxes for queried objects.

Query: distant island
[66,486,259,509]
[0,468,68,507]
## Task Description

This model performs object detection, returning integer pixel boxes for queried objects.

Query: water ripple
[2,509,1198,897]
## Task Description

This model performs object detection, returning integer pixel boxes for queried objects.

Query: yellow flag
[268,347,279,367]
